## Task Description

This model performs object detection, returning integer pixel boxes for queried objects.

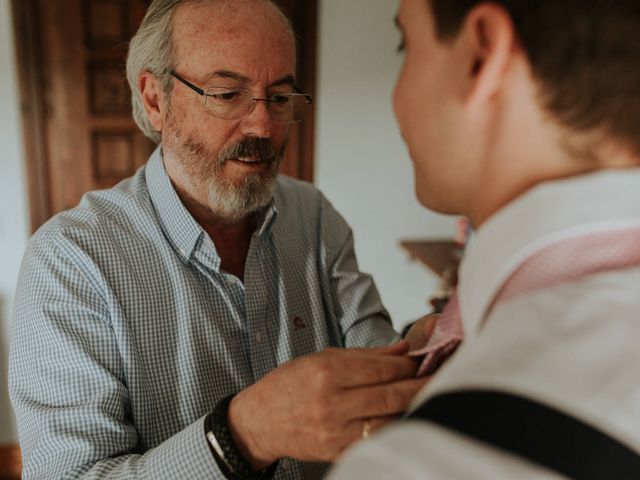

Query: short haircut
[429,0,640,155]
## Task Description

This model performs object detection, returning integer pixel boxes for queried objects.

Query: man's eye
[271,94,291,104]
[210,91,242,101]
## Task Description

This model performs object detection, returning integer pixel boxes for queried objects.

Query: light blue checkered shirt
[9,148,399,479]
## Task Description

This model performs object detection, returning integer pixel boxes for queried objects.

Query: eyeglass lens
[203,90,310,123]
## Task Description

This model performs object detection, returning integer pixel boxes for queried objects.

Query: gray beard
[164,120,285,224]
[205,161,280,223]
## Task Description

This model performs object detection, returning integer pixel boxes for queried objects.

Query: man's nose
[240,100,276,138]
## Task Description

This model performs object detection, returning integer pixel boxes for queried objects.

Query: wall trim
[0,444,21,479]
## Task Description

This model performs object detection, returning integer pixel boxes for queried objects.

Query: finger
[340,376,429,419]
[309,414,399,463]
[366,340,411,356]
[337,415,401,455]
[333,353,419,387]
[421,315,438,340]
[405,314,438,351]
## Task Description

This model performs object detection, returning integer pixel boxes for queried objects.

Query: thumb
[405,314,439,351]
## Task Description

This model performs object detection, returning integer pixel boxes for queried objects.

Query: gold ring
[361,419,371,439]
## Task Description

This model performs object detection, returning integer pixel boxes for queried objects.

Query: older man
[9,1,429,478]
[331,0,640,478]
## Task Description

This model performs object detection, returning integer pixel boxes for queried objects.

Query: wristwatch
[205,394,279,480]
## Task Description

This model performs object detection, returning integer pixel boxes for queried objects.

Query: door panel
[31,0,153,214]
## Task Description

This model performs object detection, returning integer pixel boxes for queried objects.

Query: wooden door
[12,0,317,232]
[274,0,317,183]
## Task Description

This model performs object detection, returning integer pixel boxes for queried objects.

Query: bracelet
[204,394,279,480]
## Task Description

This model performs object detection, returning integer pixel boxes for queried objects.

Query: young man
[331,0,640,477]
[9,1,429,478]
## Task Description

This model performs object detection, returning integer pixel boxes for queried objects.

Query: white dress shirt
[329,169,640,479]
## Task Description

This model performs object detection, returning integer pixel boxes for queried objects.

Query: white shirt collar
[458,168,640,336]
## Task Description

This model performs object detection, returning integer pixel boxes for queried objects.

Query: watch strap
[204,394,279,480]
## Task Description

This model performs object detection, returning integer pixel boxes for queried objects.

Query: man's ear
[139,71,167,134]
[458,3,516,109]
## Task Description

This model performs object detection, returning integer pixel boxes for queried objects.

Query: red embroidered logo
[293,316,306,330]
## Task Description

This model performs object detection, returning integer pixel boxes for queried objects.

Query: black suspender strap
[408,390,640,479]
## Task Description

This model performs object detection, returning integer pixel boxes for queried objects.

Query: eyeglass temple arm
[170,71,205,96]
[293,86,313,104]
[172,71,312,104]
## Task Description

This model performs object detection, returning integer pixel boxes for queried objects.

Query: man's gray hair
[126,0,295,145]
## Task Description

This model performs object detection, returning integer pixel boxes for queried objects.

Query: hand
[404,313,439,351]
[227,341,427,468]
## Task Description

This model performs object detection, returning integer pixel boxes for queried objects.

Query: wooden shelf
[400,239,463,280]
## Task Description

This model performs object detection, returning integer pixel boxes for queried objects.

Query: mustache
[218,137,279,163]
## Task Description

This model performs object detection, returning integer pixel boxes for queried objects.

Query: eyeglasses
[170,71,313,124]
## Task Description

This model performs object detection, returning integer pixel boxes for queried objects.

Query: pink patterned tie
[409,226,640,377]
[408,291,464,376]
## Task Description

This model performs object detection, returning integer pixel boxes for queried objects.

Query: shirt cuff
[145,415,222,478]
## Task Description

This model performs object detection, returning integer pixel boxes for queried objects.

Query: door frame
[11,0,51,233]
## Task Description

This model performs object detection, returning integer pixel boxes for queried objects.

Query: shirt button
[255,332,262,342]
[281,458,290,470]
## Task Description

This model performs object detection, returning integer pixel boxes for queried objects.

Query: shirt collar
[256,197,278,237]
[458,168,640,337]
[145,146,279,264]
[146,147,204,262]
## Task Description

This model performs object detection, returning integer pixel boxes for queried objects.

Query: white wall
[0,0,30,445]
[315,0,456,329]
